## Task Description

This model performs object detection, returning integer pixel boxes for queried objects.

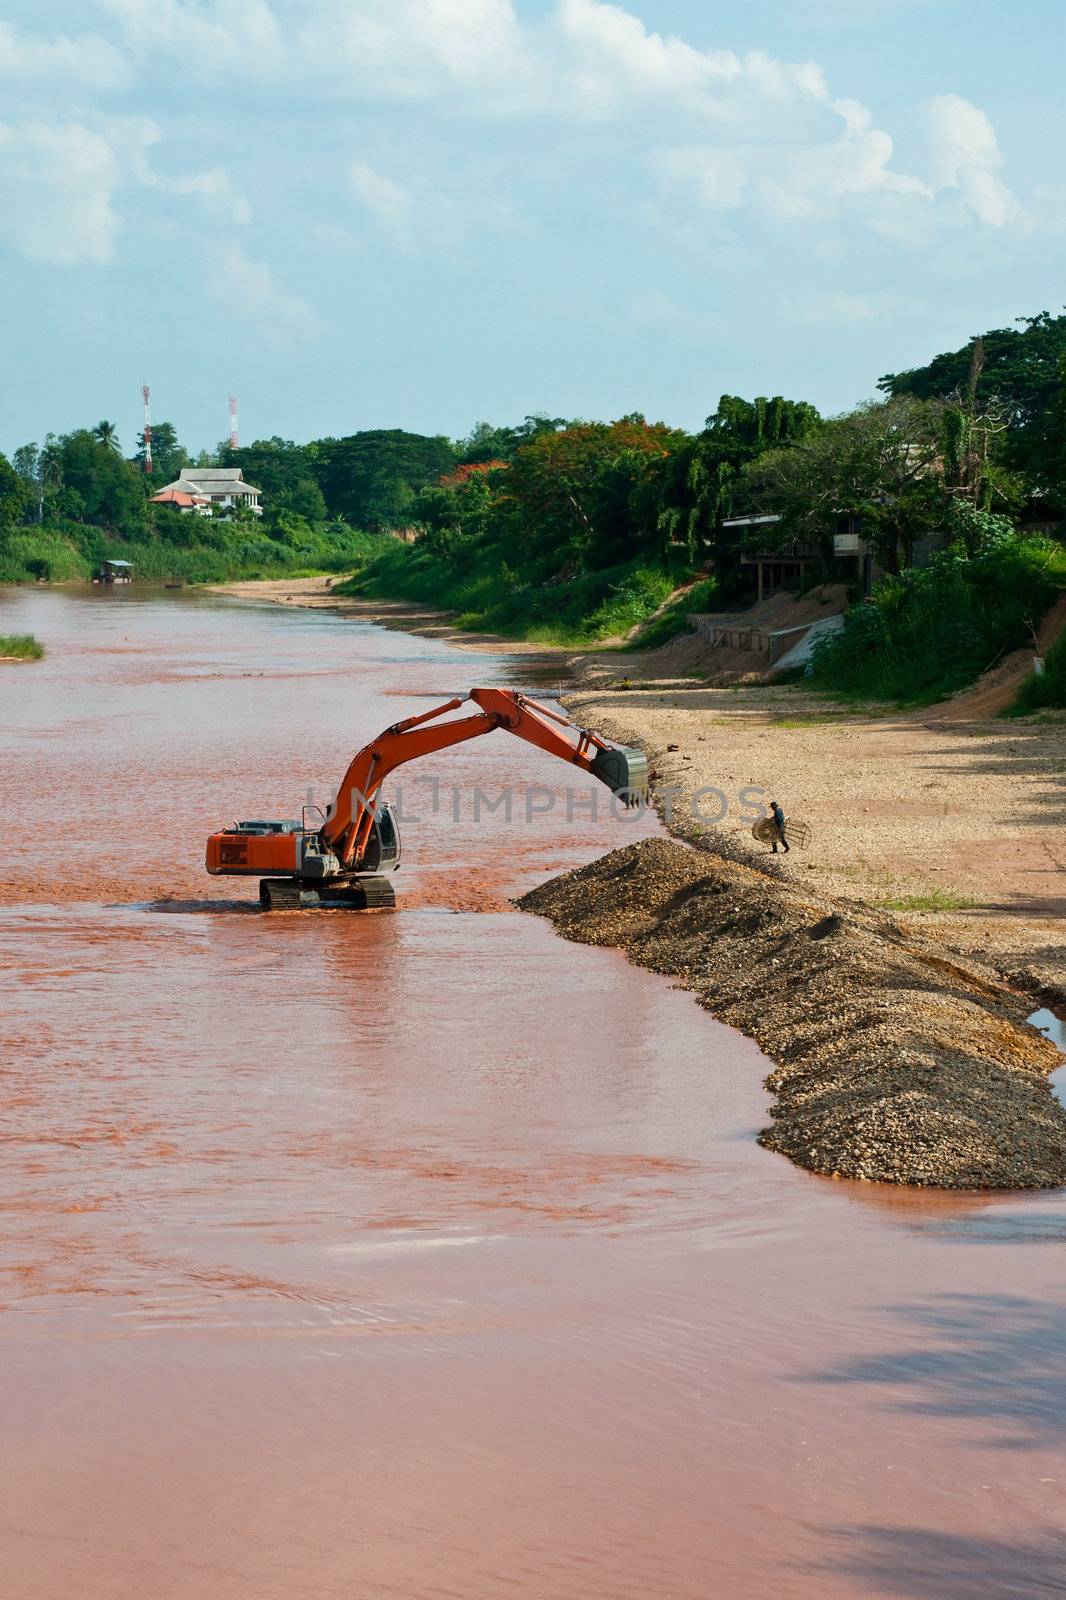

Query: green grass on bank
[336,539,701,646]
[873,888,978,913]
[0,633,44,659]
[0,520,386,587]
[1010,624,1066,713]
[621,575,718,650]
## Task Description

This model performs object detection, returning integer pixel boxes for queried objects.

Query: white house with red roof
[150,467,262,516]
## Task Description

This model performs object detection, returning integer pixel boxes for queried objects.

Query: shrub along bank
[1013,625,1066,712]
[808,533,1066,705]
[337,540,689,645]
[0,633,43,659]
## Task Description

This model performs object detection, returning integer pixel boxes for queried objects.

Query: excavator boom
[205,687,647,909]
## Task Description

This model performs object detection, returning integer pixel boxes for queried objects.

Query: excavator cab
[256,804,401,910]
[355,799,401,873]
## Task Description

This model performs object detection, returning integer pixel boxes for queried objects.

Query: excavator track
[258,876,396,911]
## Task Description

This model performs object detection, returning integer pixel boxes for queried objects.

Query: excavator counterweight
[205,687,647,909]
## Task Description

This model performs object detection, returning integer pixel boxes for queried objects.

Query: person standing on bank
[769,799,790,853]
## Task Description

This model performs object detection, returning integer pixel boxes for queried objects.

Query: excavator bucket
[589,745,649,808]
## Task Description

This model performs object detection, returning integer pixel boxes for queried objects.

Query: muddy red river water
[2,587,1065,1599]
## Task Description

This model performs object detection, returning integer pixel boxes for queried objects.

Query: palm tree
[93,420,121,452]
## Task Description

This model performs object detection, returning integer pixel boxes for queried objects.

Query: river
[2,586,1065,1599]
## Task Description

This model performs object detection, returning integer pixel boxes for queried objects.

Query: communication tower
[141,383,152,472]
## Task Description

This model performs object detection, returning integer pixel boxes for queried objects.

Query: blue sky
[1,0,1063,456]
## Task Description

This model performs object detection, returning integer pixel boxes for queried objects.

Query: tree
[53,429,146,528]
[740,397,950,573]
[0,452,29,530]
[314,430,456,528]
[505,416,683,570]
[12,444,42,522]
[38,434,64,521]
[218,437,314,500]
[93,420,121,452]
[457,415,567,464]
[411,462,506,560]
[1044,353,1066,506]
[636,395,822,570]
[880,311,1066,496]
[270,477,328,522]
[136,421,188,484]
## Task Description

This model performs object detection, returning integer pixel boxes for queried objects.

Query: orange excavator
[205,687,648,909]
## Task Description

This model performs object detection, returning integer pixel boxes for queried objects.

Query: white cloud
[0,110,253,267]
[649,146,747,209]
[212,245,318,337]
[349,160,414,246]
[757,125,931,220]
[158,166,253,225]
[553,0,937,225]
[0,120,128,265]
[83,0,1022,244]
[649,102,929,223]
[99,0,284,75]
[555,0,742,114]
[0,0,1021,276]
[924,93,1017,226]
[300,0,529,103]
[0,20,130,88]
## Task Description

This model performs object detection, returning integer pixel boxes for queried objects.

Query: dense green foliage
[339,399,821,642]
[0,633,43,659]
[654,396,820,573]
[809,535,1066,703]
[0,511,386,585]
[880,311,1066,507]
[341,537,679,645]
[739,396,1020,573]
[312,431,455,528]
[2,422,421,583]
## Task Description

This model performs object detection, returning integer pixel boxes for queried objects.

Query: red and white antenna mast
[228,393,238,451]
[142,383,152,472]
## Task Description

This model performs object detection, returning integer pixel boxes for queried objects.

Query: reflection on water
[2,586,1066,1600]
[1029,1009,1066,1107]
[1030,1007,1065,1049]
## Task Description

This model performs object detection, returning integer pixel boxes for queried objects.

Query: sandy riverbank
[525,650,1065,1188]
[563,654,1065,1000]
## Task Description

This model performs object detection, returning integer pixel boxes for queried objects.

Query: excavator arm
[205,686,647,907]
[322,687,647,869]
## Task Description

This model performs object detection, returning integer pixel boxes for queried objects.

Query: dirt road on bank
[566,658,1065,999]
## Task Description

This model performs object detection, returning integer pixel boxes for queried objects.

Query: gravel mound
[518,839,1066,1190]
